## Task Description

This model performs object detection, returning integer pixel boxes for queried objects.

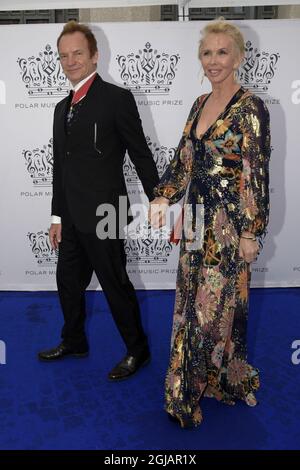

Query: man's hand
[148,197,170,229]
[49,223,62,250]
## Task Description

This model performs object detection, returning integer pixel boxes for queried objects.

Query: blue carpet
[0,288,299,450]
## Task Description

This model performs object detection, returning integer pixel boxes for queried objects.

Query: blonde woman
[150,19,271,428]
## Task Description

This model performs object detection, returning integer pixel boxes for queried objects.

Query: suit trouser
[56,216,148,357]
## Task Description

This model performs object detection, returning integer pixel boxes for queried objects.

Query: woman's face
[200,32,241,86]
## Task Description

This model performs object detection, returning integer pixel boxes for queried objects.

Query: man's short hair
[57,20,98,57]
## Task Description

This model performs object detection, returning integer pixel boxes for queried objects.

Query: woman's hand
[148,197,170,229]
[239,232,259,263]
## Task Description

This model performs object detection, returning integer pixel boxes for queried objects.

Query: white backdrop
[0,19,299,290]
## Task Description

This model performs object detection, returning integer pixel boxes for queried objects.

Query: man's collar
[70,71,97,92]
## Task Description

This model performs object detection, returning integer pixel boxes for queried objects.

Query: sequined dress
[154,88,271,427]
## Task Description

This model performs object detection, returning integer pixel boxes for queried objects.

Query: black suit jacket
[51,74,159,233]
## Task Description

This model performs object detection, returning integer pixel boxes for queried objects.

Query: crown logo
[149,137,176,178]
[123,154,140,185]
[28,230,57,266]
[23,138,53,187]
[117,42,180,95]
[17,44,69,98]
[125,226,173,265]
[124,136,176,185]
[238,40,280,93]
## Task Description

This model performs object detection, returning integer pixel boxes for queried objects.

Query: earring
[234,69,239,82]
[200,70,205,85]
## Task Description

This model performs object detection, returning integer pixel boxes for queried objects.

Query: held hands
[49,223,62,250]
[149,203,259,263]
[239,232,259,264]
[148,197,170,229]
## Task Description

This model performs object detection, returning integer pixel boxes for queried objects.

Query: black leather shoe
[108,351,150,381]
[38,342,89,361]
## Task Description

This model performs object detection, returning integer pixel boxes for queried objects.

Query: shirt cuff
[51,215,61,224]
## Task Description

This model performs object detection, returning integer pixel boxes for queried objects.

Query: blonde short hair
[199,17,245,58]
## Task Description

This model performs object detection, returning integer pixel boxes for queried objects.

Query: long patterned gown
[154,87,271,428]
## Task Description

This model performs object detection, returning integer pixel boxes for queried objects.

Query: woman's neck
[210,81,240,103]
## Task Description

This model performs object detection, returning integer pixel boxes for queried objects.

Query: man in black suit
[38,21,159,380]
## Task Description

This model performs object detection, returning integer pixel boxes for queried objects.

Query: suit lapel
[65,74,105,136]
[55,92,72,150]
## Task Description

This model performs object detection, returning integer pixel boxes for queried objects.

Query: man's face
[58,31,98,86]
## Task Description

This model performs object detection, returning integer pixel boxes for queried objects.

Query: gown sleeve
[239,95,271,238]
[154,97,202,205]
